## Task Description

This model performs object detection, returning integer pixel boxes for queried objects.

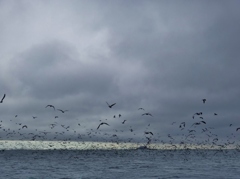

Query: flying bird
[45,105,55,110]
[106,102,116,108]
[138,108,145,110]
[202,99,206,103]
[0,94,6,103]
[236,127,240,131]
[122,120,126,124]
[57,109,68,113]
[97,122,110,130]
[142,113,153,117]
[22,125,28,129]
[145,131,153,135]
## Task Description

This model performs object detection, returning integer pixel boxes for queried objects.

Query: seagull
[236,127,240,131]
[202,99,206,103]
[142,113,153,117]
[200,121,206,124]
[122,120,126,124]
[214,113,218,115]
[145,131,153,135]
[57,109,68,113]
[0,94,6,103]
[32,116,37,119]
[22,125,28,129]
[45,105,55,110]
[106,102,116,108]
[119,114,121,118]
[97,122,110,130]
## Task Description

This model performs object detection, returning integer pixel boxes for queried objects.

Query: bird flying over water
[202,99,206,103]
[45,105,55,110]
[22,125,27,129]
[97,122,110,130]
[145,131,153,135]
[142,113,153,117]
[0,94,6,103]
[106,102,116,108]
[57,109,68,113]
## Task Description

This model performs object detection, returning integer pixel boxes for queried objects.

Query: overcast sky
[0,1,240,144]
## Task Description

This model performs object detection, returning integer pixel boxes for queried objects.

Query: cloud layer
[0,1,240,144]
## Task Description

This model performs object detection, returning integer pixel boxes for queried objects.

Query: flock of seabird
[0,94,240,153]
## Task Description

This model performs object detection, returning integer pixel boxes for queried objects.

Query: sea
[0,149,240,179]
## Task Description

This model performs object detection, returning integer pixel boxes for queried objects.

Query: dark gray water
[0,149,240,179]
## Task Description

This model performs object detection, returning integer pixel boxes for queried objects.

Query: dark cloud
[0,1,240,145]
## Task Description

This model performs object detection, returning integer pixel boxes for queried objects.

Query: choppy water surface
[0,149,240,179]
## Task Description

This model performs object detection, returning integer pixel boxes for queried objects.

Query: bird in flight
[145,131,153,135]
[142,113,153,117]
[0,94,6,103]
[122,120,127,124]
[22,125,28,129]
[202,99,206,103]
[138,108,145,110]
[97,122,110,130]
[106,102,116,108]
[32,116,37,119]
[46,105,55,110]
[57,109,68,113]
[236,127,240,131]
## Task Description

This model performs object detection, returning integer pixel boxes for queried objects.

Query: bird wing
[1,94,6,102]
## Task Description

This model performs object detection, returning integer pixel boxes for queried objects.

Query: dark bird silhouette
[200,121,206,124]
[192,122,201,127]
[145,131,153,135]
[106,102,116,108]
[202,99,206,103]
[32,116,37,119]
[122,120,126,124]
[97,122,109,130]
[138,108,145,110]
[119,114,121,118]
[45,105,55,110]
[214,113,218,115]
[0,94,6,103]
[142,113,153,117]
[22,125,27,129]
[57,109,68,113]
[236,127,240,131]
[180,122,186,128]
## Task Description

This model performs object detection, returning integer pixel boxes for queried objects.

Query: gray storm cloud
[0,1,240,144]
